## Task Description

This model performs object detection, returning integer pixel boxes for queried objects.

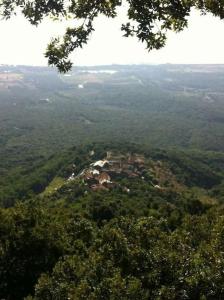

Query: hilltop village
[70,152,148,192]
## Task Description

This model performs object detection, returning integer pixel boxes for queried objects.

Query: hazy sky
[1,7,224,66]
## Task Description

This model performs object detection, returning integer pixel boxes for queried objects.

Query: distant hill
[1,143,224,207]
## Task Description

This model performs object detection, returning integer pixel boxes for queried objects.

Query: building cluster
[77,152,146,192]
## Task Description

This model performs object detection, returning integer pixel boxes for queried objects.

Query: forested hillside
[1,143,224,299]
[1,65,224,299]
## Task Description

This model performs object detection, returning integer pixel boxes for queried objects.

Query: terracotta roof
[98,172,111,185]
[91,184,109,192]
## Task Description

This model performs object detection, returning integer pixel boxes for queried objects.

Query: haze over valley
[2,64,224,171]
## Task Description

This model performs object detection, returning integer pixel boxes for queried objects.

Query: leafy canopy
[1,0,224,72]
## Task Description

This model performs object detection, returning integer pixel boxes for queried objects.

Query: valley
[1,64,224,299]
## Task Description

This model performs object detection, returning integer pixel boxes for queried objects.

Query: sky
[1,6,224,66]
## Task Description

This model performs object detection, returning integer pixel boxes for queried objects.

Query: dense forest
[1,65,224,299]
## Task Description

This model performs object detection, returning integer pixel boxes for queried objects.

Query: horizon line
[1,63,224,68]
